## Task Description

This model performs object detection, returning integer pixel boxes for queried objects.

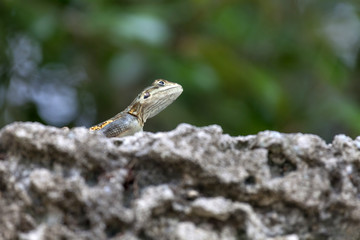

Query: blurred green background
[1,0,360,141]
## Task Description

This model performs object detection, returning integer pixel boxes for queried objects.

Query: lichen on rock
[0,122,360,240]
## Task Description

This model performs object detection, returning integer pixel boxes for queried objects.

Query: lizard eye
[143,92,150,99]
[158,80,165,86]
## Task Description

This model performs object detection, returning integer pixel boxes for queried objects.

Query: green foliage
[1,0,360,141]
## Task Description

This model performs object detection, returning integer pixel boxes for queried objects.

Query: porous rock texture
[0,122,360,240]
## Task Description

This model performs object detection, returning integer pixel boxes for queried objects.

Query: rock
[190,197,235,221]
[0,122,360,240]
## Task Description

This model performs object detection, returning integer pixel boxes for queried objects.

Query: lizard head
[127,79,183,124]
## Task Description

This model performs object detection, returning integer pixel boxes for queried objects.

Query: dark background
[1,0,360,142]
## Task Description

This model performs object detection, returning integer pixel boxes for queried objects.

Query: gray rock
[0,122,360,240]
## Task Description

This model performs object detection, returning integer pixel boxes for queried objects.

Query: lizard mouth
[167,85,183,98]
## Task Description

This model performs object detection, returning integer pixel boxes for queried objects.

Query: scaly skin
[90,79,183,137]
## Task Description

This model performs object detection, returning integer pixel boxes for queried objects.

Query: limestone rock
[0,122,360,240]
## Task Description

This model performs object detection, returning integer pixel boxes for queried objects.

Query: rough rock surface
[0,122,360,240]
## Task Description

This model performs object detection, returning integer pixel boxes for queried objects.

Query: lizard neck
[126,102,145,127]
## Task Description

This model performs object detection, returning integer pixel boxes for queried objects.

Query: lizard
[89,79,183,138]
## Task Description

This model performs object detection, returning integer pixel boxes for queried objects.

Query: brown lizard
[89,79,183,137]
